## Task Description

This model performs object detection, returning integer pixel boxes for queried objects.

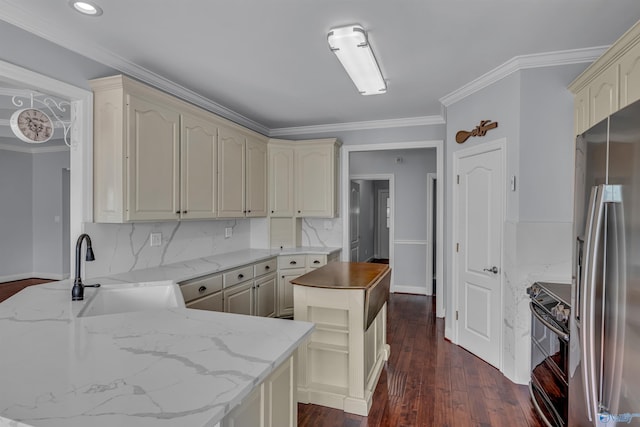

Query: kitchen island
[0,248,334,427]
[292,262,391,416]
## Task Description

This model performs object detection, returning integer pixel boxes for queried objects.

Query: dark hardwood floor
[0,278,53,303]
[298,294,543,427]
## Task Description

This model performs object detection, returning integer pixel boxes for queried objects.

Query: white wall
[32,150,70,278]
[0,148,33,280]
[444,62,587,384]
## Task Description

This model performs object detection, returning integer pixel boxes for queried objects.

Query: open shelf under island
[292,262,391,416]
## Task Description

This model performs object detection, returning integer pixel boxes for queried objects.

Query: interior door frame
[0,59,93,275]
[451,138,506,363]
[426,173,436,296]
[375,187,390,259]
[341,140,444,317]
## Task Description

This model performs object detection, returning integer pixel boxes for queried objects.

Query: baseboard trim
[391,285,429,296]
[0,272,67,283]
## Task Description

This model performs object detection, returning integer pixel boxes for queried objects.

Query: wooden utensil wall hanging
[456,120,498,144]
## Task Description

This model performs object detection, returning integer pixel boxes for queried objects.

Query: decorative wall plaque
[455,120,498,144]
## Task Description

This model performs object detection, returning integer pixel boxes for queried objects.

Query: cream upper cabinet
[619,40,640,109]
[246,137,268,217]
[589,66,619,127]
[92,75,268,222]
[218,126,246,217]
[126,95,181,221]
[268,142,295,217]
[295,139,339,217]
[570,20,640,134]
[180,112,217,219]
[218,127,268,218]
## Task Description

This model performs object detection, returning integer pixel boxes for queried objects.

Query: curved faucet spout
[72,233,96,301]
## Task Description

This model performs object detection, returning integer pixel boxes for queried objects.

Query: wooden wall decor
[455,120,498,144]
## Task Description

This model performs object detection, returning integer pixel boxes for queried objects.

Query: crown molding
[269,115,445,137]
[439,46,608,107]
[0,141,69,154]
[0,4,270,136]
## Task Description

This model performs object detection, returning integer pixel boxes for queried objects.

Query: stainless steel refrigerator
[571,99,640,426]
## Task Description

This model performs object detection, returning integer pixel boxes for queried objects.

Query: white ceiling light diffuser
[327,25,386,96]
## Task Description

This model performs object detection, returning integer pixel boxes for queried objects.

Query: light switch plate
[150,232,162,247]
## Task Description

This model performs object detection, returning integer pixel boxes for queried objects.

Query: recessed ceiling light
[69,1,103,16]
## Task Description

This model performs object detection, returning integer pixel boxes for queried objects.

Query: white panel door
[350,181,360,261]
[456,147,503,368]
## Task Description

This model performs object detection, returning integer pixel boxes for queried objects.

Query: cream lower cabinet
[278,268,306,318]
[222,354,296,427]
[255,273,277,318]
[224,281,254,315]
[180,273,223,311]
[218,128,268,218]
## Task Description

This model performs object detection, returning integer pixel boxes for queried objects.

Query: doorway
[342,141,444,317]
[0,59,93,275]
[349,178,391,263]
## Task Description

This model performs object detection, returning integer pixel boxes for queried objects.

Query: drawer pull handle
[265,266,270,270]
[238,274,244,279]
[313,260,320,264]
[198,286,207,293]
[290,261,297,265]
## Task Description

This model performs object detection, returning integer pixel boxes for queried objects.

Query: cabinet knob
[182,210,187,214]
[290,261,297,265]
[298,210,301,214]
[313,260,320,264]
[238,274,244,279]
[175,210,180,214]
[271,210,274,214]
[198,286,207,293]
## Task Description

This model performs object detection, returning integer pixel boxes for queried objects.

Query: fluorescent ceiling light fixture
[327,25,386,96]
[69,1,103,16]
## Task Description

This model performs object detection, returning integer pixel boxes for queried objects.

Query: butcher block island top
[292,262,391,416]
[291,261,389,289]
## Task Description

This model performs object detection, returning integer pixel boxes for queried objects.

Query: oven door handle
[529,302,569,342]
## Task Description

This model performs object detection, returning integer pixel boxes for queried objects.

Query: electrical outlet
[225,227,233,238]
[150,232,162,247]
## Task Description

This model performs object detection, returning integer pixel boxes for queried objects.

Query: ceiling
[1,1,640,133]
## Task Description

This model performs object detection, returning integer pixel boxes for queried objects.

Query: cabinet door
[224,281,254,315]
[574,86,590,136]
[222,383,263,427]
[619,40,640,109]
[589,66,619,126]
[180,113,217,219]
[255,273,277,318]
[264,356,295,427]
[246,137,268,217]
[218,127,246,217]
[295,144,335,217]
[126,94,180,221]
[268,144,295,217]
[186,291,223,312]
[278,268,305,317]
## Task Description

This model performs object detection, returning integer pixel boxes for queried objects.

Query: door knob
[483,266,499,274]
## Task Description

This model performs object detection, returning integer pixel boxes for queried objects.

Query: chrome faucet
[71,233,100,301]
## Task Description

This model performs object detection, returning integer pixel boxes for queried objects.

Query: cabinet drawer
[254,258,277,277]
[278,254,306,270]
[186,291,223,312]
[180,274,223,302]
[306,254,327,269]
[223,265,254,288]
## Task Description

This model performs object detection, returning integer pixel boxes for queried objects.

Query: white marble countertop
[0,246,340,426]
[96,247,342,286]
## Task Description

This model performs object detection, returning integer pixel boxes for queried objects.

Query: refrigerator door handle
[581,185,603,423]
